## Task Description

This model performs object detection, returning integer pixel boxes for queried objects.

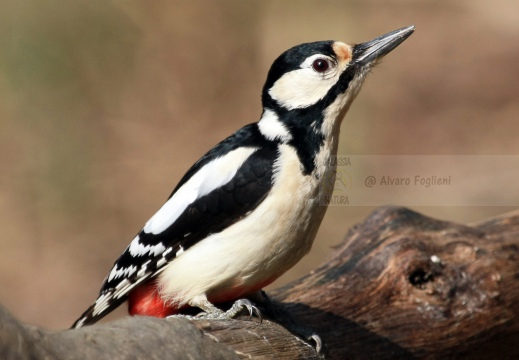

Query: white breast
[157,143,335,307]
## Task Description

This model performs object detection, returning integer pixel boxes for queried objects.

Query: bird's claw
[168,299,261,321]
[254,291,323,354]
[195,311,210,318]
[308,334,323,354]
[224,299,262,322]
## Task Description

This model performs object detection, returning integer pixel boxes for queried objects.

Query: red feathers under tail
[128,280,181,318]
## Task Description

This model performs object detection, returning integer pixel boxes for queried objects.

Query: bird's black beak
[353,26,415,65]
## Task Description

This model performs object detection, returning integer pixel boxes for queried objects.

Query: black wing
[72,124,279,328]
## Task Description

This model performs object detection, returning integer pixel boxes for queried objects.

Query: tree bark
[2,206,518,359]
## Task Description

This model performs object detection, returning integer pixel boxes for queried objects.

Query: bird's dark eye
[312,58,330,73]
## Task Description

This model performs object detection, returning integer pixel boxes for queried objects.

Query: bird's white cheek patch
[269,68,340,110]
[143,147,258,235]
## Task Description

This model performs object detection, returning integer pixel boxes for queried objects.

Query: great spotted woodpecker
[72,26,414,329]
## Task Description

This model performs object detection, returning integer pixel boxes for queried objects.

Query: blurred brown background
[0,0,518,329]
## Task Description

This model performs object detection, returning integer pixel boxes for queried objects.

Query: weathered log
[1,206,518,359]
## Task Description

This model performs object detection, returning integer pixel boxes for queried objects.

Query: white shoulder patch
[143,147,258,235]
[258,109,292,142]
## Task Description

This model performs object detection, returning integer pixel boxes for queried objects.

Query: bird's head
[261,26,414,138]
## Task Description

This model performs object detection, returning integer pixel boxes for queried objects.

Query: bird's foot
[294,328,323,354]
[224,298,262,320]
[167,298,261,321]
[253,290,324,355]
[195,299,262,321]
